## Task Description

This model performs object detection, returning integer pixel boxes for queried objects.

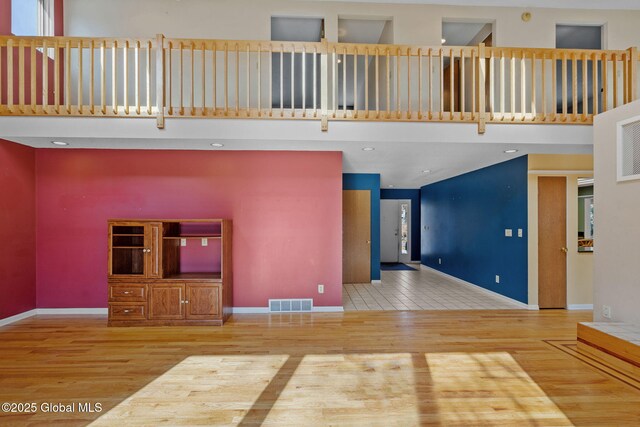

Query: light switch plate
[505,229,513,237]
[318,284,324,294]
[180,238,187,247]
[201,238,208,246]
[518,229,523,238]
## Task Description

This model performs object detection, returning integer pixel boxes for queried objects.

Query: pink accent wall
[0,139,36,319]
[36,149,343,308]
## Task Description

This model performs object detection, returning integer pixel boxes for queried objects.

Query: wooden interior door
[343,190,371,284]
[538,177,567,309]
[186,285,220,319]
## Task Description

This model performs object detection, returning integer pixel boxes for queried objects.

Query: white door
[380,200,400,262]
[398,200,411,264]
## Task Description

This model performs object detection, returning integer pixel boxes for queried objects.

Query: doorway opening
[380,199,411,265]
[270,16,324,109]
[555,24,603,114]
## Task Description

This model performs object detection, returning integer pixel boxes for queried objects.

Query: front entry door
[343,190,371,284]
[538,176,567,309]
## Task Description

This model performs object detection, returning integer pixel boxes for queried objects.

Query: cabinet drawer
[109,303,147,320]
[109,284,146,302]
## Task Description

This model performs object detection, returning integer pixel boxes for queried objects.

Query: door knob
[561,247,568,253]
[366,240,371,244]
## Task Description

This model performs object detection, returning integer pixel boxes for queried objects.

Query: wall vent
[618,117,640,182]
[269,299,313,312]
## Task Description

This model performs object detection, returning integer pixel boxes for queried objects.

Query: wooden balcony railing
[0,35,638,133]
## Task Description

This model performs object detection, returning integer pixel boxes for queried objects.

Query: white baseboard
[420,265,532,309]
[0,308,108,328]
[232,306,344,314]
[568,304,593,310]
[0,309,38,327]
[528,305,540,310]
[371,280,382,284]
[36,308,108,315]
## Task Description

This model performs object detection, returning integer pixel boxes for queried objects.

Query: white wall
[65,1,640,49]
[593,100,640,323]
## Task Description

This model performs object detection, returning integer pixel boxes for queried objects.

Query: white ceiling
[303,0,640,10]
[1,117,593,189]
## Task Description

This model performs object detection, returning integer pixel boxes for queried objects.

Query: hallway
[343,267,525,311]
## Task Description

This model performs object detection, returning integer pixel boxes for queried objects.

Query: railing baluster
[551,51,557,121]
[428,48,432,120]
[592,52,598,115]
[439,48,443,120]
[353,47,358,118]
[269,44,273,117]
[225,42,229,116]
[168,41,173,115]
[258,44,262,116]
[123,40,129,115]
[246,44,250,114]
[623,51,628,104]
[343,47,347,115]
[572,52,577,121]
[146,41,151,115]
[332,46,336,117]
[292,44,296,116]
[7,39,13,112]
[134,41,140,115]
[460,48,465,119]
[397,47,401,119]
[313,46,317,117]
[302,46,306,117]
[521,50,526,121]
[531,52,536,119]
[212,42,217,114]
[386,48,390,118]
[562,51,567,121]
[582,52,587,121]
[500,50,505,121]
[30,41,36,113]
[100,41,106,114]
[190,42,195,116]
[472,48,476,121]
[78,40,83,114]
[155,34,165,127]
[602,52,608,112]
[488,49,493,121]
[65,40,71,114]
[43,40,49,112]
[613,53,618,108]
[407,47,411,119]
[19,40,25,113]
[510,51,515,121]
[449,48,454,120]
[541,53,546,120]
[178,42,183,115]
[0,41,3,109]
[375,48,380,118]
[112,40,117,114]
[54,40,60,114]
[364,48,369,118]
[235,43,239,116]
[418,48,422,120]
[280,46,283,116]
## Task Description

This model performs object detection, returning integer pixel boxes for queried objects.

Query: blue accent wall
[420,156,528,303]
[343,174,380,281]
[380,189,421,261]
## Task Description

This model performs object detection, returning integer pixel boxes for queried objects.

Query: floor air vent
[269,299,313,312]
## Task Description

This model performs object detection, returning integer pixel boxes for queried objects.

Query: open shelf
[163,272,222,281]
[163,235,221,240]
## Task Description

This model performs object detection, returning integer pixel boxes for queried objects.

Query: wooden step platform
[577,322,640,380]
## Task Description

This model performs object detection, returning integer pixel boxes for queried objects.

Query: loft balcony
[0,35,638,133]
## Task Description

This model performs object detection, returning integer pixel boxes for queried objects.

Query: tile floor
[343,265,524,311]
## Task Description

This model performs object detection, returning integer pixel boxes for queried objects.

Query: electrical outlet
[438,258,442,265]
[180,238,187,247]
[602,305,612,319]
[505,229,513,237]
[495,275,500,284]
[201,238,208,247]
[318,284,324,294]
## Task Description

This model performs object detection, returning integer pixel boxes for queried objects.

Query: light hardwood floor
[1,311,639,426]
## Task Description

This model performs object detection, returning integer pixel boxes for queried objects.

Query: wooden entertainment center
[107,219,232,326]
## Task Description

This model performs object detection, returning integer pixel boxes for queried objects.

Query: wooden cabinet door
[186,285,220,320]
[146,222,162,278]
[108,221,147,278]
[149,284,184,320]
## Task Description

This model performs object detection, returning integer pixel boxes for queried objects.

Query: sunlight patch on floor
[90,352,572,426]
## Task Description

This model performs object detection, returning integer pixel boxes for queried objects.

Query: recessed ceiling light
[51,141,68,146]
[210,143,224,148]
[362,147,375,151]
[388,185,394,188]
[441,38,446,44]
[504,149,518,154]
[422,169,431,174]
